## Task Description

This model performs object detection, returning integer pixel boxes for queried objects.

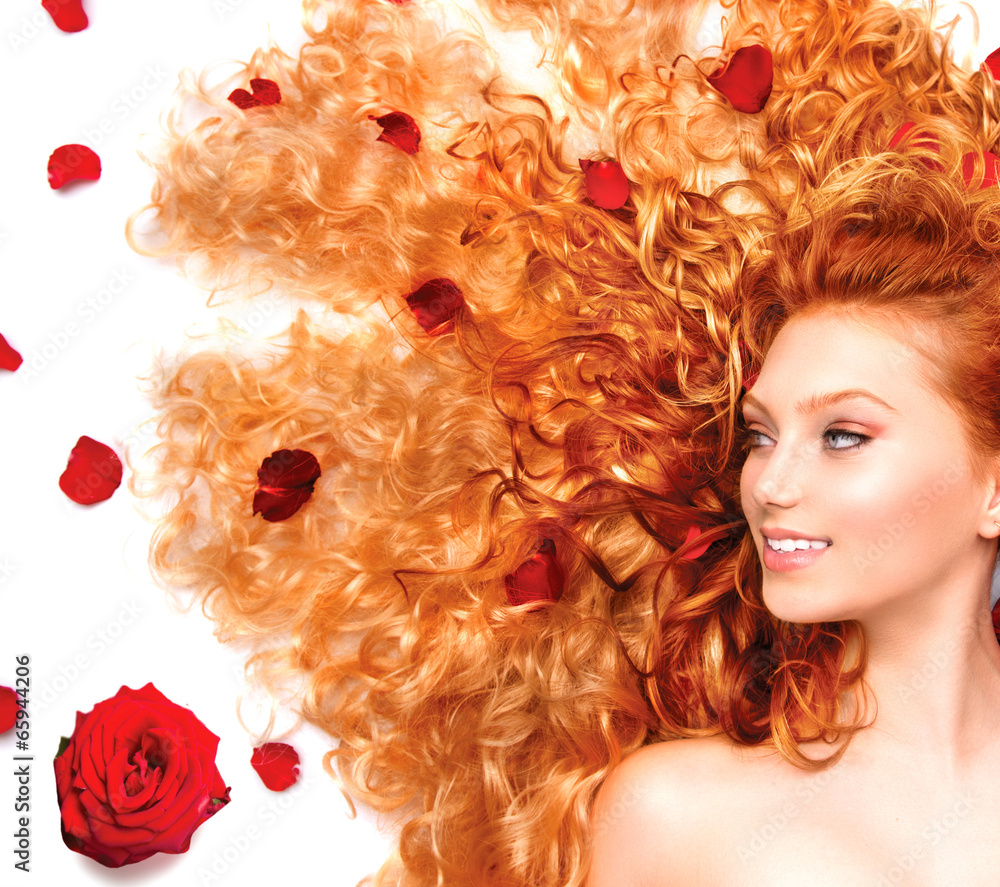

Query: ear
[980,459,1000,539]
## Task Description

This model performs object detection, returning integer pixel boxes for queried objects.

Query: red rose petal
[681,525,712,560]
[48,144,101,189]
[505,539,565,607]
[0,333,22,372]
[253,449,321,522]
[888,121,915,149]
[888,122,942,173]
[250,742,300,791]
[370,111,421,155]
[206,785,231,817]
[227,89,256,110]
[984,47,1000,80]
[0,687,17,734]
[888,122,939,153]
[708,45,773,113]
[59,436,123,505]
[961,151,1000,190]
[42,0,88,33]
[228,78,281,109]
[249,78,280,105]
[579,159,630,210]
[992,597,1000,642]
[404,278,465,334]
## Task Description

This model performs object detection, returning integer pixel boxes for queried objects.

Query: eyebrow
[741,388,899,417]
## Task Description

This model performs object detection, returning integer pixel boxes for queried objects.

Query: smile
[759,529,832,573]
[765,538,830,552]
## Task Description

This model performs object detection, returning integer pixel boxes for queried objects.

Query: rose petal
[227,89,256,109]
[681,525,712,560]
[0,687,17,734]
[58,436,123,505]
[404,278,465,335]
[888,122,939,153]
[708,45,773,113]
[888,122,942,173]
[250,742,300,791]
[248,78,280,105]
[48,144,101,189]
[0,333,22,372]
[985,47,1000,80]
[579,159,630,210]
[961,151,1000,190]
[369,111,421,155]
[253,449,321,522]
[78,736,110,805]
[41,0,88,33]
[505,539,565,607]
[993,597,1000,641]
[228,78,281,109]
[205,785,231,817]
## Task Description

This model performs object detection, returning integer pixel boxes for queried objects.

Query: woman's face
[740,308,998,625]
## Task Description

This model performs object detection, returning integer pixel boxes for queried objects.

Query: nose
[746,439,806,510]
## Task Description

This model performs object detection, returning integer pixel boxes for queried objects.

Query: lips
[760,527,832,573]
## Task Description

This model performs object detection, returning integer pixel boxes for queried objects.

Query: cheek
[739,457,761,518]
[830,452,976,553]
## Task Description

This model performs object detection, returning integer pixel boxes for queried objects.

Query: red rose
[708,45,773,113]
[54,683,231,868]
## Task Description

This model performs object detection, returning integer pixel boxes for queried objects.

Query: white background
[0,1,997,885]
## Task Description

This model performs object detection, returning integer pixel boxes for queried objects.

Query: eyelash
[740,425,871,452]
[824,429,870,450]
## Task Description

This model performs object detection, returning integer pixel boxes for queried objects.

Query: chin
[760,580,848,625]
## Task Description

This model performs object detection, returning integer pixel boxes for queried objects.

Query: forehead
[749,308,955,424]
[761,308,908,379]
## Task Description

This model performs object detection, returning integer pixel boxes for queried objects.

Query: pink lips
[760,527,832,573]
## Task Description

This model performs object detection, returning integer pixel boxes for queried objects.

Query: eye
[824,428,870,450]
[740,424,775,449]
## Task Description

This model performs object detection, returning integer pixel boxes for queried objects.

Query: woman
[590,157,1000,884]
[132,0,1000,883]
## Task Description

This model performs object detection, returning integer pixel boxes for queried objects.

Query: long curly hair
[128,0,1000,884]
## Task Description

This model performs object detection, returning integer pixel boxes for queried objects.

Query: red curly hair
[129,0,1000,883]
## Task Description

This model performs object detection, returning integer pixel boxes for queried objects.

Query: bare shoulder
[588,735,781,887]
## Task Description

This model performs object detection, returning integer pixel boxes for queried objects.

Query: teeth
[765,538,830,552]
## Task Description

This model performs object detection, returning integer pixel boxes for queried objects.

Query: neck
[843,566,1000,769]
